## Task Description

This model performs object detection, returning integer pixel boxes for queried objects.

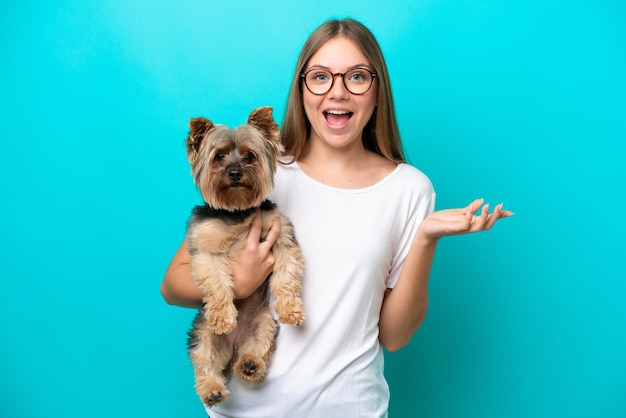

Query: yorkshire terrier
[184,106,305,407]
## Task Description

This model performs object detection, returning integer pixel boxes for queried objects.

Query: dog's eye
[243,152,256,163]
[214,152,226,162]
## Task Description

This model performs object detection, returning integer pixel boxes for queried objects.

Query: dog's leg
[192,253,238,334]
[270,223,306,326]
[233,303,278,382]
[189,326,233,407]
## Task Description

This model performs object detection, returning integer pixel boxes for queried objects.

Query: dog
[184,106,305,407]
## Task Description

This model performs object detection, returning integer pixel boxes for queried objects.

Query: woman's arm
[379,199,513,352]
[160,210,280,307]
[161,240,204,308]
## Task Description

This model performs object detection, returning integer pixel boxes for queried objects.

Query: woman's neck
[297,141,397,189]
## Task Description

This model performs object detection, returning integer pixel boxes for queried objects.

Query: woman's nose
[327,74,350,99]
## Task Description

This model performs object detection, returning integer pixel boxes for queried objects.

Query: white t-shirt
[208,161,435,418]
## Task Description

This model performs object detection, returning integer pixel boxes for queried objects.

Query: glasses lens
[303,68,375,95]
[305,70,333,95]
[344,69,373,94]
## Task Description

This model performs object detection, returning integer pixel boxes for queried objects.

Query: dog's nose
[228,167,243,182]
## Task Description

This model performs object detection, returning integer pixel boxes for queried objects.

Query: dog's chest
[187,206,254,254]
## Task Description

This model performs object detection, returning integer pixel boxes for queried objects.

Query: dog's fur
[184,106,305,407]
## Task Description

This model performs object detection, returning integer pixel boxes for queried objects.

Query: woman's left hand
[418,198,513,241]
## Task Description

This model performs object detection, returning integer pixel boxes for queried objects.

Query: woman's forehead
[308,37,371,70]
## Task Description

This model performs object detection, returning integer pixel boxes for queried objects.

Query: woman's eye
[314,72,330,82]
[349,72,365,82]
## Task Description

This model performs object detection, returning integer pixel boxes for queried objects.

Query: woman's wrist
[415,225,440,248]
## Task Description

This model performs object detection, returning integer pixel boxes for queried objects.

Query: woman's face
[302,37,377,153]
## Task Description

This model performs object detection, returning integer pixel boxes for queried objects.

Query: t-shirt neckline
[291,161,405,194]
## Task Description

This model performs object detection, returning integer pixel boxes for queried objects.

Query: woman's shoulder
[397,162,432,181]
[366,151,431,190]
[392,163,435,194]
[276,157,299,177]
[274,157,300,188]
[277,156,299,168]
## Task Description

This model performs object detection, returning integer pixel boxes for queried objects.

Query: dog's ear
[248,106,282,155]
[248,106,279,139]
[186,117,214,164]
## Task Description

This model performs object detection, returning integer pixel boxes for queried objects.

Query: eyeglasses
[300,67,378,95]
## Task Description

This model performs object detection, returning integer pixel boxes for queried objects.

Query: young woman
[161,18,512,418]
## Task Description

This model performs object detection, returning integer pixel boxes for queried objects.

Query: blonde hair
[281,18,405,163]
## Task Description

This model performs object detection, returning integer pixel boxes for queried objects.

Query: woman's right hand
[160,209,280,307]
[231,209,280,299]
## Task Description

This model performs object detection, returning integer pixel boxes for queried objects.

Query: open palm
[419,198,513,239]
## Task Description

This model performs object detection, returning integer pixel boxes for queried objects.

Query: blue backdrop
[1,1,624,417]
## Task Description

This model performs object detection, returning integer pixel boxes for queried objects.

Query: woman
[161,18,512,417]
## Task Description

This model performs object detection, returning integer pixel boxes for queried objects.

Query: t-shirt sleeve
[385,179,436,289]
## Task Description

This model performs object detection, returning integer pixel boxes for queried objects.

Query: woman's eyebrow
[305,63,373,72]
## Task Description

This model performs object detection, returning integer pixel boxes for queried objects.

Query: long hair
[281,18,405,163]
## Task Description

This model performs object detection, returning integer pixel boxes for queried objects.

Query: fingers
[481,202,514,231]
[465,199,513,232]
[484,203,502,230]
[247,209,281,247]
[477,203,490,230]
[247,208,263,244]
[465,199,487,228]
[460,198,484,217]
[501,209,515,218]
[466,203,487,230]
[468,198,485,214]
[262,214,281,248]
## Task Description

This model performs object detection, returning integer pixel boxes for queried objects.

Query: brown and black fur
[184,106,305,407]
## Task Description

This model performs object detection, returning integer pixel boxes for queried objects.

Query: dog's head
[185,106,283,211]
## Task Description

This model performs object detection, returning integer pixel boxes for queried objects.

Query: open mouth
[324,109,353,125]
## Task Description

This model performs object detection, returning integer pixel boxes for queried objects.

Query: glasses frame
[300,67,378,96]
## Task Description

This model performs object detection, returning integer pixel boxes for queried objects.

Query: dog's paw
[208,316,237,335]
[275,298,305,326]
[208,305,238,335]
[278,309,305,326]
[196,381,230,407]
[234,356,267,382]
[203,389,229,407]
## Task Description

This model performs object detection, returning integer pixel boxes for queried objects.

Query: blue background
[1,1,624,417]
